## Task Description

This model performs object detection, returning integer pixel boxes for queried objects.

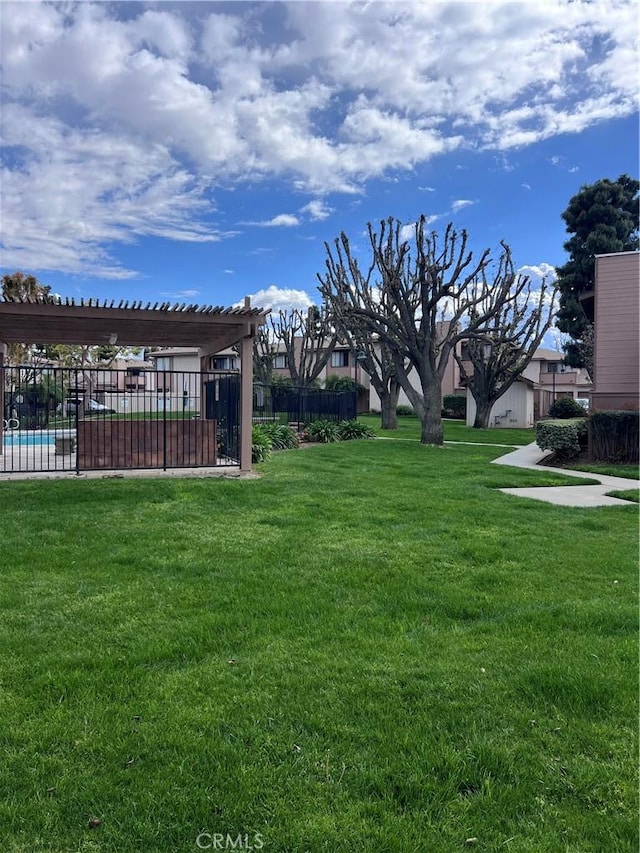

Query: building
[462,347,592,429]
[587,252,640,411]
[148,334,594,429]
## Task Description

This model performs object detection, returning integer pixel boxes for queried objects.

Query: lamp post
[354,351,366,415]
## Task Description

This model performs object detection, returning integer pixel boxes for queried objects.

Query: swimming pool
[2,430,75,448]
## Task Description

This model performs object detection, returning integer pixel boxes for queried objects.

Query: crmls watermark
[195,832,264,850]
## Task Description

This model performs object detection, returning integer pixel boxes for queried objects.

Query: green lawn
[0,440,637,852]
[607,489,640,503]
[362,413,536,446]
[565,461,640,481]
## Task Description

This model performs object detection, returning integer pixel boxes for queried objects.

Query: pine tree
[555,175,639,370]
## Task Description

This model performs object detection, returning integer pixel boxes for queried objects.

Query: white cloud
[160,289,200,298]
[399,215,440,242]
[0,103,225,278]
[399,224,415,242]
[513,264,560,325]
[243,214,301,228]
[245,286,314,313]
[300,200,334,221]
[0,1,637,275]
[518,263,558,285]
[522,183,532,190]
[451,199,474,212]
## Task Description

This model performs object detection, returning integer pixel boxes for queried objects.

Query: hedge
[536,418,588,460]
[548,397,588,419]
[443,394,466,419]
[589,410,639,463]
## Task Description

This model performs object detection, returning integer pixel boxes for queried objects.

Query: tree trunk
[473,399,493,429]
[380,383,400,430]
[419,379,443,445]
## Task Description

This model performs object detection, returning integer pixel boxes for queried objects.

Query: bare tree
[455,266,558,428]
[319,216,528,445]
[252,326,275,386]
[268,306,337,387]
[325,307,402,429]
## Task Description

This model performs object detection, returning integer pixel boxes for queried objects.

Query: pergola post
[0,297,268,473]
[239,298,254,472]
[0,342,6,456]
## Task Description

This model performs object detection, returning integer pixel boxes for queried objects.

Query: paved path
[377,435,637,506]
[492,443,638,507]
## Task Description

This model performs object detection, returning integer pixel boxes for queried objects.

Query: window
[155,357,171,372]
[547,363,569,374]
[273,354,288,369]
[210,356,239,371]
[331,350,350,368]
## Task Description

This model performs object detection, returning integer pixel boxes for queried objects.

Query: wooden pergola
[0,296,269,471]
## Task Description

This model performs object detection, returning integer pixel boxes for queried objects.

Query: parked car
[64,398,116,416]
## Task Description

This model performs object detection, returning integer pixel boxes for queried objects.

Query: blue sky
[1,1,638,319]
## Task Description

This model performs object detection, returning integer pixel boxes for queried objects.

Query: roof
[532,347,565,361]
[0,295,268,354]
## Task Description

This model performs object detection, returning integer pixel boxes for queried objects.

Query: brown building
[590,252,640,411]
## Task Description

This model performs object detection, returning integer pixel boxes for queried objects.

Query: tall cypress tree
[555,175,639,370]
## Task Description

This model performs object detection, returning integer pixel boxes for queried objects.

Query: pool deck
[0,444,247,480]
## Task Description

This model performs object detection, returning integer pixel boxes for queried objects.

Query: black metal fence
[1,368,360,475]
[1,365,240,474]
[253,383,356,425]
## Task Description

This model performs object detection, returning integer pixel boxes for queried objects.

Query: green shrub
[536,418,588,460]
[396,405,415,417]
[269,375,294,390]
[259,422,299,450]
[548,397,588,419]
[337,419,377,440]
[251,425,273,463]
[324,374,366,393]
[304,420,341,443]
[442,394,466,419]
[589,410,639,463]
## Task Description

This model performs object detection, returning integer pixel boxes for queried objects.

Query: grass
[48,411,201,429]
[607,489,640,503]
[0,440,637,852]
[564,460,640,480]
[361,413,536,446]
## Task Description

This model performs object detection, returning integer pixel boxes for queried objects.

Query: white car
[65,398,116,416]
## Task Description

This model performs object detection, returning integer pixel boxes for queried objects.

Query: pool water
[3,432,56,448]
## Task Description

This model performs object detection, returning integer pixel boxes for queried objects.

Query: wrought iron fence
[252,383,356,425]
[1,365,240,474]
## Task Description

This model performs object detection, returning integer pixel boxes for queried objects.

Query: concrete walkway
[493,443,639,507]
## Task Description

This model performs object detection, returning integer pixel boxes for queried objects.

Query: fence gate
[1,365,240,475]
[205,375,240,463]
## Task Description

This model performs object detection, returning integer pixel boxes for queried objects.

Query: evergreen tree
[555,175,639,370]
